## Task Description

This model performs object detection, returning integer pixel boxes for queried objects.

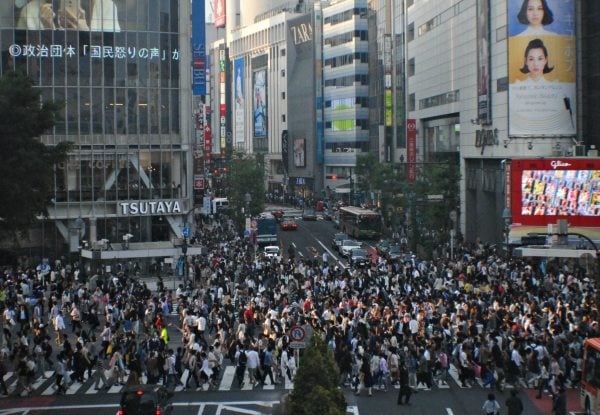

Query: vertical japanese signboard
[407,119,417,183]
[477,0,491,124]
[219,47,227,157]
[214,0,226,28]
[192,0,206,96]
[508,0,576,136]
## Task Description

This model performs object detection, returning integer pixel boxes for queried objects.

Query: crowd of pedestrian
[0,210,596,415]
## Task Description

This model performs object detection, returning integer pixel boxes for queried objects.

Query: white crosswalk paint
[32,371,55,390]
[0,365,570,397]
[242,371,253,390]
[284,374,294,390]
[448,364,471,388]
[66,380,86,395]
[219,366,236,391]
[41,381,57,396]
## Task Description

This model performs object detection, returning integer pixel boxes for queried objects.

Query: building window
[281,69,285,77]
[408,93,416,111]
[281,48,286,56]
[408,58,415,77]
[407,22,415,42]
[282,114,286,122]
[282,92,286,99]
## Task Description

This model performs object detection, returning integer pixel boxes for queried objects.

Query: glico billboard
[510,158,600,227]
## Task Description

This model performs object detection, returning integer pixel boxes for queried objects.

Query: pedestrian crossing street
[0,363,540,397]
[1,365,295,397]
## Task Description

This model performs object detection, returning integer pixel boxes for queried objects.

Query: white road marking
[219,366,235,391]
[446,409,454,415]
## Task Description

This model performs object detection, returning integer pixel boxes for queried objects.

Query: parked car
[375,239,392,256]
[280,218,298,231]
[386,244,402,261]
[332,232,348,252]
[349,248,369,267]
[119,385,174,415]
[263,245,281,260]
[302,208,317,221]
[340,239,362,257]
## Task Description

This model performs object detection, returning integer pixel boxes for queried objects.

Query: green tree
[355,153,406,232]
[0,71,69,234]
[227,152,265,227]
[405,154,460,257]
[288,335,346,415]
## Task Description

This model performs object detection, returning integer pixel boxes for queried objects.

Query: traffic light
[213,169,219,176]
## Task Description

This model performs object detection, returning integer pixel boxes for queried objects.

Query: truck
[257,214,278,244]
[211,197,229,214]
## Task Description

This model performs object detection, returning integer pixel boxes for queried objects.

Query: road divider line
[446,409,454,415]
[316,239,339,262]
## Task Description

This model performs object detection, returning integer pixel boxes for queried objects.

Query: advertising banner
[477,0,491,124]
[385,90,393,127]
[192,0,206,96]
[219,47,227,156]
[253,69,267,138]
[407,119,417,183]
[293,138,306,168]
[511,158,600,227]
[508,0,576,137]
[234,58,245,144]
[214,0,226,28]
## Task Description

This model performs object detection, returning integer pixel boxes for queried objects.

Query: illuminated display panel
[511,158,600,226]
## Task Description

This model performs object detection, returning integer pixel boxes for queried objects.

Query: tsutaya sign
[119,200,182,216]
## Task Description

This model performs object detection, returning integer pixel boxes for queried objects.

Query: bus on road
[338,206,382,239]
[581,337,600,415]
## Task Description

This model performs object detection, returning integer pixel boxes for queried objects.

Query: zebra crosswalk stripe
[219,366,235,391]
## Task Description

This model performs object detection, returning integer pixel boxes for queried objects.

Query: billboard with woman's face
[508,0,576,137]
[253,68,267,139]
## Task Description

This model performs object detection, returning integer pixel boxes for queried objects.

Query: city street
[0,207,583,415]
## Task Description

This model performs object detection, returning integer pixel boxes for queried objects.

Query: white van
[212,197,229,214]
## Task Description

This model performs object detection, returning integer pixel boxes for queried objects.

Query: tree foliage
[227,152,265,226]
[0,71,69,233]
[355,153,460,258]
[288,335,346,415]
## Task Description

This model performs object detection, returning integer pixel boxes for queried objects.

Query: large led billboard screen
[511,158,600,227]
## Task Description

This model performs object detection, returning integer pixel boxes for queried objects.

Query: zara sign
[119,200,182,216]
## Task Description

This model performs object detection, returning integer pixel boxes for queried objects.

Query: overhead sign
[119,200,182,216]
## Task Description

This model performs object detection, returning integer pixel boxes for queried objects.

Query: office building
[0,1,192,260]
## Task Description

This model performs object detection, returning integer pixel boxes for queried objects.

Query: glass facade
[0,1,187,245]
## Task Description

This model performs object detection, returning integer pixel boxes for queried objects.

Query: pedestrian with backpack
[235,344,247,388]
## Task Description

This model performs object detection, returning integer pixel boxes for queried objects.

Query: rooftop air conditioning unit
[573,145,586,157]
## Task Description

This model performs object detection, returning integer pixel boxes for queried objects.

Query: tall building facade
[0,1,192,255]
[322,0,370,199]
[399,0,584,244]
